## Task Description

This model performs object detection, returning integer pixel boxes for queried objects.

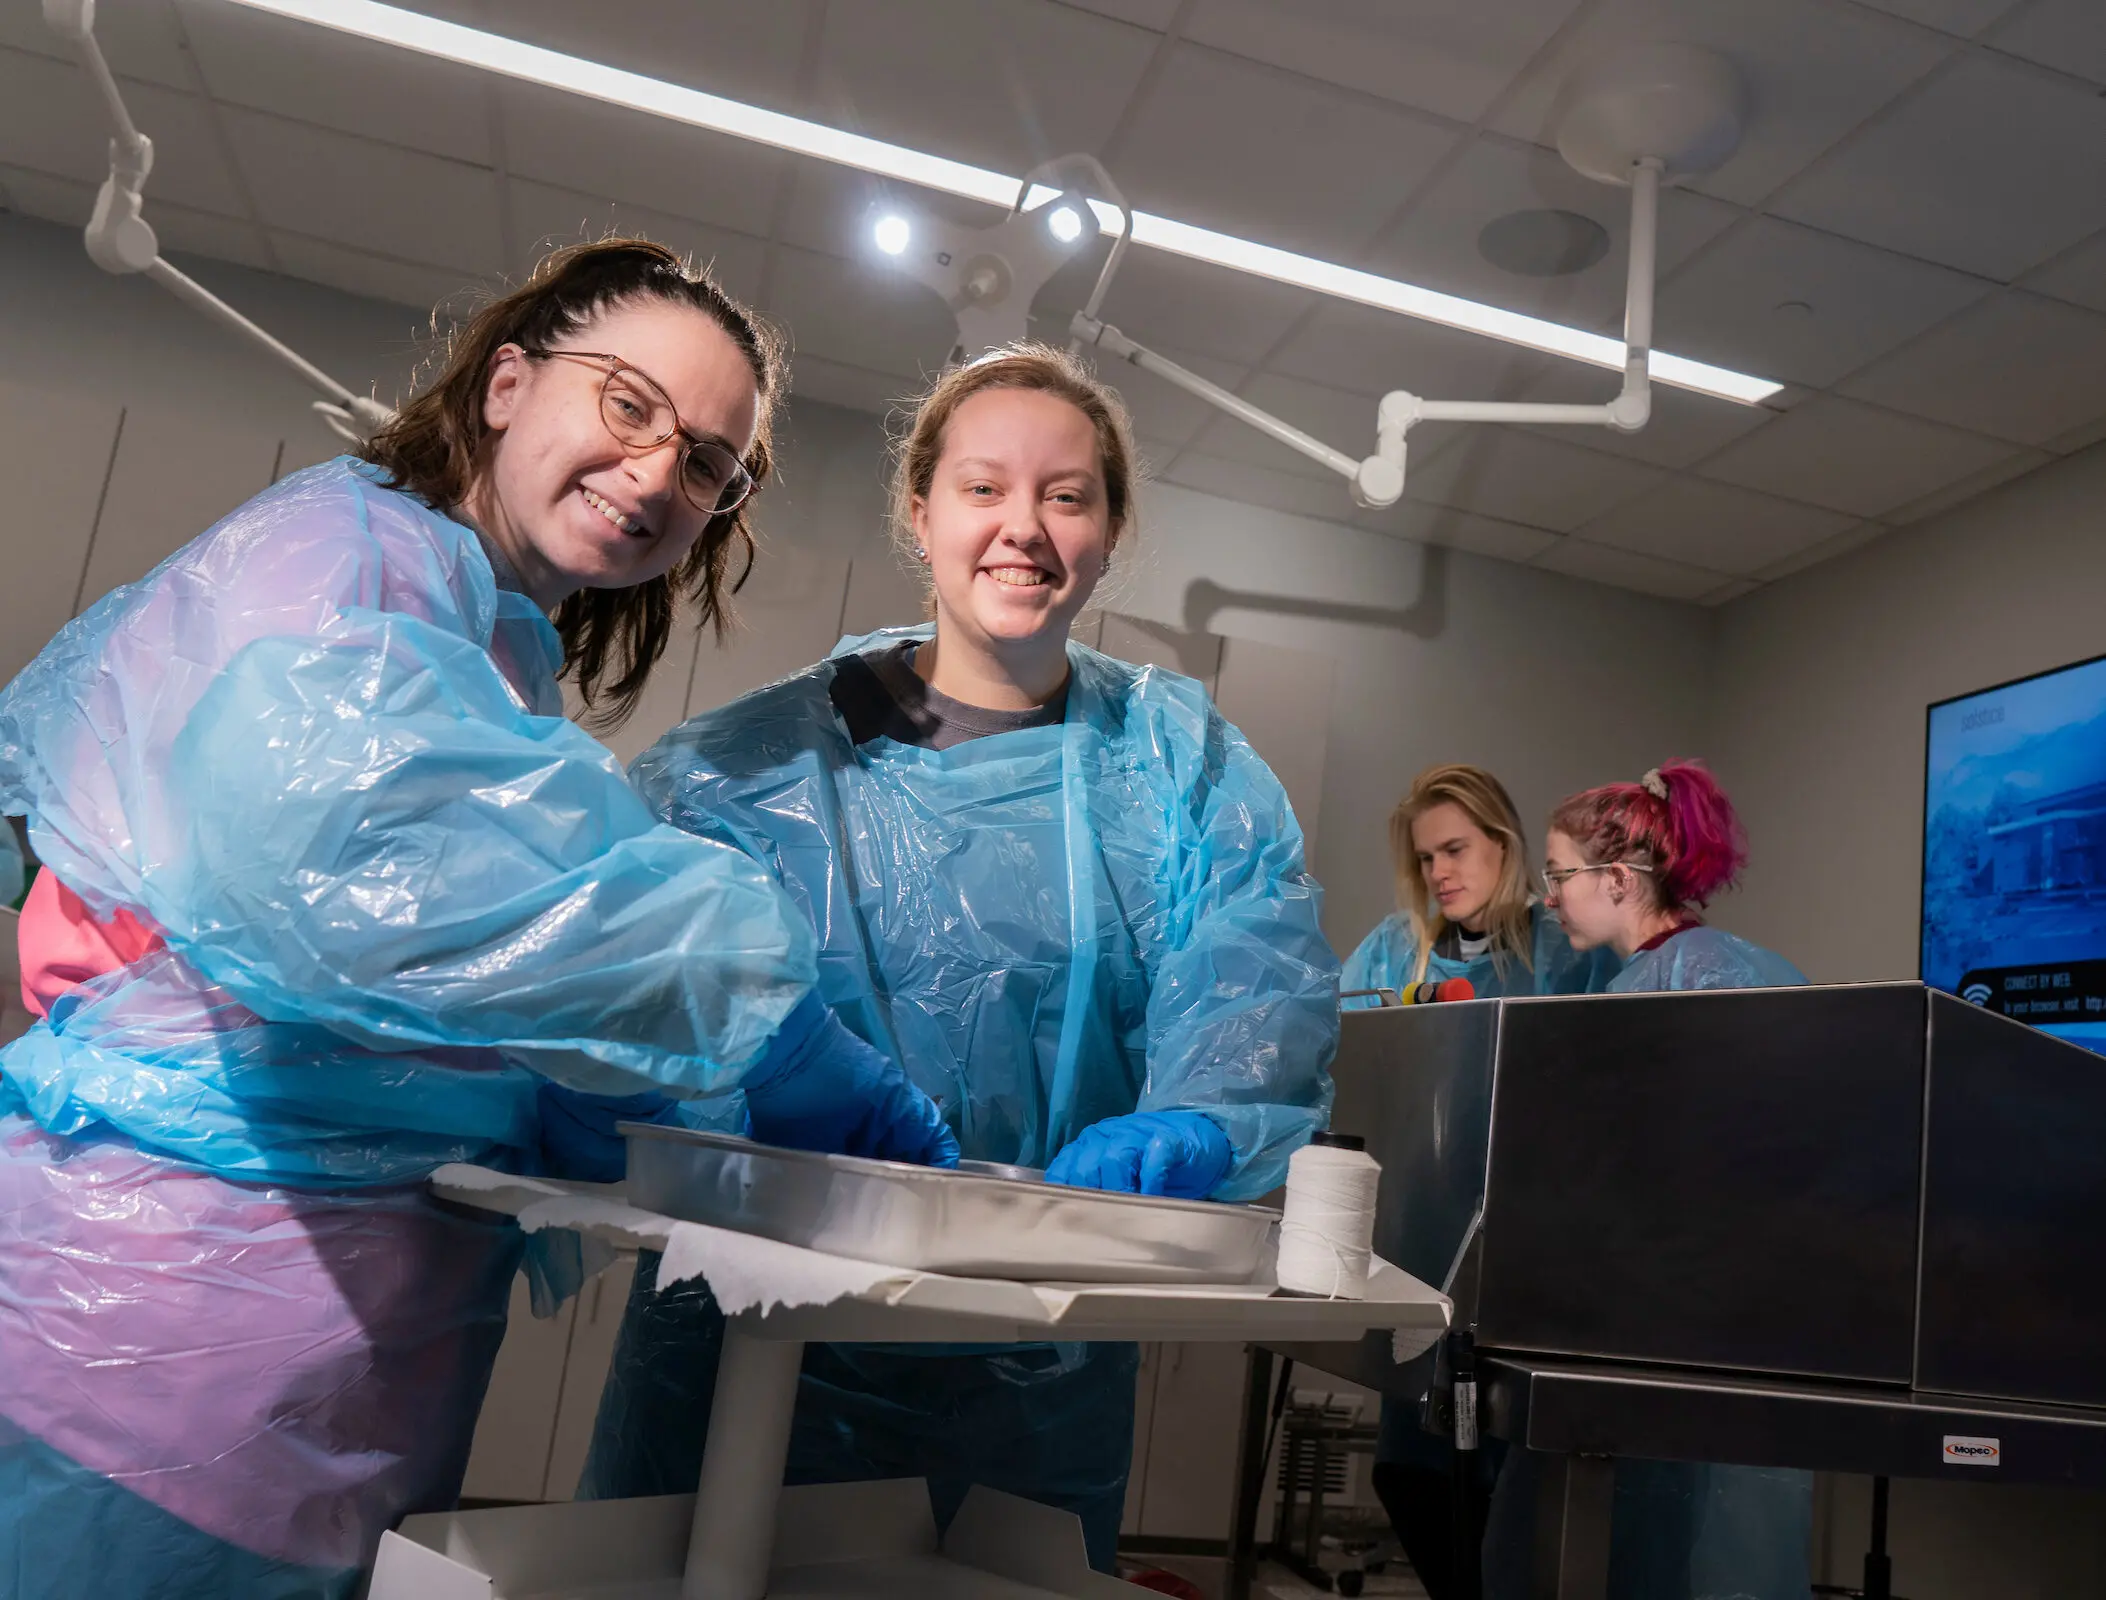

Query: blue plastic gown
[585,626,1339,1570]
[1607,926,1806,995]
[0,457,818,1598]
[1342,904,1614,1009]
[1483,922,1814,1600]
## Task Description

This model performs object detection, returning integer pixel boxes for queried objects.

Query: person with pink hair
[1499,758,1809,1600]
[1543,759,1803,992]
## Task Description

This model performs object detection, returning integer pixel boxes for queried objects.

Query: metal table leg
[1530,1454,1614,1600]
[684,1327,805,1600]
[1227,1346,1276,1600]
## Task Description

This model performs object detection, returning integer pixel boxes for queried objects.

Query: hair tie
[1641,768,1669,800]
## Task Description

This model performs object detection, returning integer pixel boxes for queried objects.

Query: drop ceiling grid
[0,0,2101,602]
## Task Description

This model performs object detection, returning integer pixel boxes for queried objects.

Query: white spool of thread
[1275,1131,1380,1299]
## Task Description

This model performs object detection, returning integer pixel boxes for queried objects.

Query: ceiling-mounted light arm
[1012,153,1135,343]
[41,0,395,444]
[1071,157,1664,510]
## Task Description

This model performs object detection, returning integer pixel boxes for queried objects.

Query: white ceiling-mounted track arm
[42,0,395,445]
[1071,45,1745,511]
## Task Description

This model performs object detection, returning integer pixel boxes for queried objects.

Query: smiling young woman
[578,343,1339,1573]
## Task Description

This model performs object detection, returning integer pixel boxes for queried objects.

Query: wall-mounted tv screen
[1924,652,2106,1054]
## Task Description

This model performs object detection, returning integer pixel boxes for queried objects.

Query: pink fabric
[17,868,164,1020]
[0,1119,520,1569]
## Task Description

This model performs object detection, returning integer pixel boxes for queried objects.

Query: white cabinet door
[542,1253,641,1501]
[460,1273,577,1504]
[1212,634,1334,860]
[1099,613,1222,694]
[0,379,121,685]
[1121,1342,1161,1537]
[688,549,854,717]
[1131,1341,1250,1541]
[75,406,279,610]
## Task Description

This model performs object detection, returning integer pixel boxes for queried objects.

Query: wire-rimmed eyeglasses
[525,347,754,516]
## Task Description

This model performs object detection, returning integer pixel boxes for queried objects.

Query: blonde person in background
[1342,764,1612,1008]
[1345,763,1611,1600]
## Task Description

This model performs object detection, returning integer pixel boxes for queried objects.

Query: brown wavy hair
[360,237,784,728]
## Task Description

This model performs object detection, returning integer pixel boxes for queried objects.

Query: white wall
[1709,440,2106,983]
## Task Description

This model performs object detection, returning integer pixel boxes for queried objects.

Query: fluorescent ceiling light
[222,0,1783,406]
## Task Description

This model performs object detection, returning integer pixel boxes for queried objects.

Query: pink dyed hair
[1549,759,1748,912]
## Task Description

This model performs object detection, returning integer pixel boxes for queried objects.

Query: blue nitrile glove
[536,1080,683,1183]
[743,991,959,1166]
[1045,1110,1233,1199]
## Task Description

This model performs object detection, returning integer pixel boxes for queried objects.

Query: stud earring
[913,544,928,562]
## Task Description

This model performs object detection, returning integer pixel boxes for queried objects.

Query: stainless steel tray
[622,1124,1279,1284]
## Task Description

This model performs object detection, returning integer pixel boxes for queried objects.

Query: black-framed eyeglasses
[524,347,754,516]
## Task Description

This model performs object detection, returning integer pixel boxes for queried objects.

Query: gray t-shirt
[829,641,1068,750]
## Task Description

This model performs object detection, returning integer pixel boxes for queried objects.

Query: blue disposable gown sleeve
[1341,915,1410,1008]
[1138,708,1338,1201]
[0,467,816,1094]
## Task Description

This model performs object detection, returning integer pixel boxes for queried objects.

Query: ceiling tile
[0,3,194,90]
[1092,247,1320,368]
[1698,396,2017,516]
[149,202,274,271]
[1181,0,1587,125]
[1880,447,2050,524]
[224,109,503,275]
[781,352,917,418]
[764,245,961,380]
[0,158,95,217]
[1489,0,1951,207]
[1406,428,1663,531]
[499,81,785,239]
[1267,297,1555,405]
[425,0,817,112]
[0,49,245,215]
[0,167,269,274]
[1160,448,1363,525]
[812,0,1156,178]
[1366,503,1562,564]
[1060,0,1182,26]
[1089,346,1253,452]
[1841,291,2106,446]
[1989,0,2106,88]
[1854,0,2023,33]
[505,179,769,302]
[266,231,487,311]
[1531,537,1726,601]
[1515,369,1780,469]
[1652,215,1988,388]
[1754,520,1890,582]
[1361,138,1740,332]
[1189,371,1385,485]
[770,157,1006,266]
[1577,477,1856,576]
[2022,229,2106,315]
[180,0,492,163]
[1771,56,2106,281]
[1114,42,1459,264]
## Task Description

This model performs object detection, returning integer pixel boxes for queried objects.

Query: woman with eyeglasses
[1497,757,1810,1600]
[1541,759,1803,992]
[0,238,951,1600]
